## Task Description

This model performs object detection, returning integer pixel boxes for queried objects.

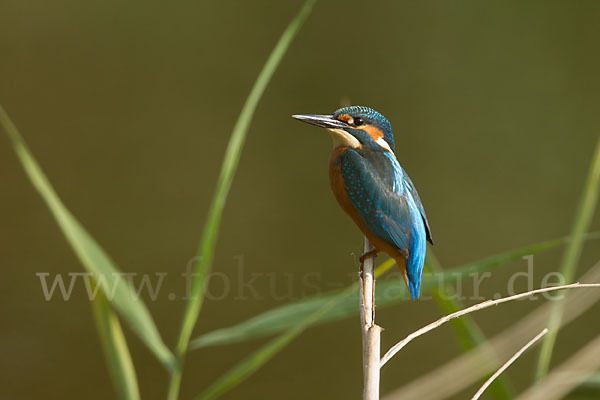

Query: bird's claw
[359,249,378,264]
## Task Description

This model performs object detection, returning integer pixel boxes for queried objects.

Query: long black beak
[291,114,347,129]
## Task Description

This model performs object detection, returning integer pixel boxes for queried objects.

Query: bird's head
[293,105,395,153]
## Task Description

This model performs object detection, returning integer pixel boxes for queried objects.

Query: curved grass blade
[194,287,351,400]
[192,235,600,399]
[535,137,600,380]
[582,374,600,388]
[190,234,599,350]
[426,254,487,350]
[188,272,455,349]
[554,374,600,398]
[0,105,175,370]
[166,1,316,398]
[196,330,302,400]
[92,291,141,400]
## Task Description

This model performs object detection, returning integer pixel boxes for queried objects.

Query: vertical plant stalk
[361,237,381,400]
[166,2,315,399]
[535,136,600,380]
[92,291,141,400]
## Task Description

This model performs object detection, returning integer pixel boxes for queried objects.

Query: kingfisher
[292,106,433,299]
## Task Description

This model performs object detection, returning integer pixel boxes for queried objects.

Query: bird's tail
[397,250,425,300]
[396,257,421,300]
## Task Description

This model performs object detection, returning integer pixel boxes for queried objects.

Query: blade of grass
[195,257,393,399]
[193,260,395,399]
[535,136,600,380]
[195,235,600,400]
[196,329,303,400]
[190,234,599,350]
[190,259,390,349]
[0,105,175,370]
[166,1,316,398]
[426,255,487,350]
[92,290,141,400]
[426,252,513,400]
[578,373,600,389]
[194,288,352,400]
[550,374,600,398]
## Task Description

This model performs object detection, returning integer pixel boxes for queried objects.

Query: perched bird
[292,106,433,299]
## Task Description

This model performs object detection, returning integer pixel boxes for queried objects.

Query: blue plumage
[292,106,432,299]
[339,148,429,299]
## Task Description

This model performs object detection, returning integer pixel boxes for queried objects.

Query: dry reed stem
[381,282,600,367]
[361,237,380,400]
[470,328,548,400]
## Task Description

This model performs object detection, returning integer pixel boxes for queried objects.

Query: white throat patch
[327,128,361,148]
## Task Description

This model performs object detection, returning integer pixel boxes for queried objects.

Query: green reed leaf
[92,291,141,400]
[194,287,349,400]
[190,235,598,350]
[535,137,600,380]
[166,1,316,398]
[0,105,175,371]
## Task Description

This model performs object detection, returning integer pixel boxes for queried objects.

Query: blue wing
[403,172,433,245]
[339,149,429,298]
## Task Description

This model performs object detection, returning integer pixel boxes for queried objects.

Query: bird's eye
[354,117,363,126]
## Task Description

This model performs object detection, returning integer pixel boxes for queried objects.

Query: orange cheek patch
[363,125,384,141]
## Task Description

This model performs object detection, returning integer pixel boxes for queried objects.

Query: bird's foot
[359,249,378,264]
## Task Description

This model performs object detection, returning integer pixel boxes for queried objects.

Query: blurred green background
[1,1,599,399]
